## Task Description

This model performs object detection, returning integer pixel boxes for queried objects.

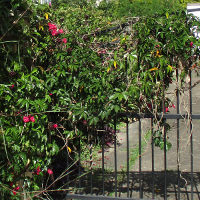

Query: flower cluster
[34,166,41,175]
[48,23,67,43]
[33,166,53,176]
[23,115,35,123]
[12,186,20,195]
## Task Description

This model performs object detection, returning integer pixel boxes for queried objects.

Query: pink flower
[23,116,30,123]
[49,2,51,7]
[165,107,169,112]
[58,29,64,34]
[47,169,53,175]
[51,29,59,36]
[190,42,193,48]
[29,116,35,123]
[172,104,175,108]
[48,23,57,31]
[53,124,58,128]
[62,38,67,43]
[15,186,20,191]
[49,93,53,96]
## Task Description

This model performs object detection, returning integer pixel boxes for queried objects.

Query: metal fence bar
[65,194,153,200]
[164,125,167,200]
[162,84,167,200]
[114,118,117,197]
[102,132,105,196]
[117,113,200,119]
[139,119,142,198]
[89,135,93,195]
[189,69,194,200]
[78,137,81,191]
[126,121,130,197]
[151,118,155,199]
[176,69,180,200]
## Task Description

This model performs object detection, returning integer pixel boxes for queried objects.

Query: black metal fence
[63,69,200,200]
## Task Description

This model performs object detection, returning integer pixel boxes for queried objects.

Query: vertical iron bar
[151,118,155,199]
[139,119,143,198]
[102,131,105,196]
[189,70,193,200]
[66,142,69,189]
[163,84,167,200]
[164,122,167,200]
[78,137,81,191]
[125,47,129,197]
[126,121,130,197]
[89,134,93,195]
[176,69,180,200]
[114,118,117,197]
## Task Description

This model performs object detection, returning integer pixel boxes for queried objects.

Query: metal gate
[62,68,200,200]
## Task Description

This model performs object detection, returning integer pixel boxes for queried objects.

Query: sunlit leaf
[44,13,48,20]
[149,67,158,71]
[67,146,72,153]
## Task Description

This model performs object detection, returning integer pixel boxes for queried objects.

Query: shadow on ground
[65,169,200,200]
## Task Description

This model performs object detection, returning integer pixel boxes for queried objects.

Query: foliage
[98,0,183,19]
[0,0,200,199]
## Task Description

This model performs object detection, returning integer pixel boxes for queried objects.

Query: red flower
[190,42,193,48]
[12,186,20,195]
[58,29,64,34]
[23,116,30,123]
[53,124,58,128]
[29,116,35,123]
[12,190,17,195]
[15,186,20,191]
[147,103,152,110]
[62,38,67,43]
[51,29,59,36]
[172,104,175,109]
[49,93,53,96]
[10,84,14,89]
[48,23,57,31]
[165,107,169,112]
[47,169,53,175]
[9,182,13,187]
[34,166,41,175]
